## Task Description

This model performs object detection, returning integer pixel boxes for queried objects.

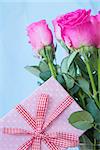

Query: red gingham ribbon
[3,94,79,150]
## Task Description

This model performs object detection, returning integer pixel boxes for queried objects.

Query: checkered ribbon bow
[3,94,79,150]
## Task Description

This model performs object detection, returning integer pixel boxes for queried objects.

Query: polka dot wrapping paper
[0,77,84,150]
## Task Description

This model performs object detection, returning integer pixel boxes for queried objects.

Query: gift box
[0,77,84,150]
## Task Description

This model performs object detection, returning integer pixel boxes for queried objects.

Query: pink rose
[53,9,97,49]
[27,20,53,54]
[91,13,100,48]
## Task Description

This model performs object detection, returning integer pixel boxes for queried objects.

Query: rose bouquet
[25,9,100,149]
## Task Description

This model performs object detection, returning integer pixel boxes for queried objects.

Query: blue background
[0,0,100,118]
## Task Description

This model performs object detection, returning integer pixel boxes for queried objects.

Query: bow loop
[46,132,79,148]
[17,138,33,150]
[43,96,73,130]
[16,105,36,129]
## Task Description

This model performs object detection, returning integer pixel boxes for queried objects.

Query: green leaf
[61,52,78,73]
[56,74,66,88]
[67,51,78,69]
[70,85,80,95]
[75,55,87,73]
[39,61,49,72]
[75,55,89,80]
[25,66,40,77]
[39,70,51,81]
[68,111,94,130]
[65,63,76,89]
[61,56,69,73]
[61,55,77,89]
[86,100,100,123]
[63,72,75,89]
[77,77,90,94]
[89,48,98,72]
[63,70,75,89]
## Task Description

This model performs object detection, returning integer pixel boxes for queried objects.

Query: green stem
[84,57,100,108]
[98,49,100,102]
[85,60,97,97]
[43,46,57,78]
[48,60,56,78]
[63,72,92,98]
[93,139,96,150]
